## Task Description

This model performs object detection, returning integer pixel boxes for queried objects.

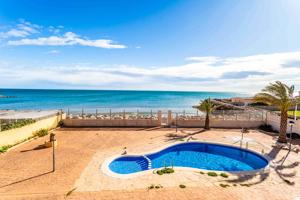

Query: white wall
[63,119,160,127]
[266,112,300,134]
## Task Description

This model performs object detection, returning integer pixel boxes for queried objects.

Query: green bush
[220,173,228,178]
[156,167,174,175]
[207,172,218,177]
[34,129,48,137]
[199,171,205,174]
[0,145,13,153]
[1,119,35,131]
[157,170,164,175]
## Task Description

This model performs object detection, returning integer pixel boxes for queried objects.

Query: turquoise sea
[0,89,240,112]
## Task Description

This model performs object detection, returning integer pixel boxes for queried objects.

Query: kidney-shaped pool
[107,142,269,175]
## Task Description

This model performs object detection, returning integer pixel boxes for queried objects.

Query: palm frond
[197,98,217,114]
[256,81,294,111]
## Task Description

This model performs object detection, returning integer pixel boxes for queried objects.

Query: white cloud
[8,31,126,49]
[0,20,40,38]
[46,50,60,54]
[1,20,126,49]
[1,51,300,93]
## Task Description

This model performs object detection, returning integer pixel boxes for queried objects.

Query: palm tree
[255,81,298,143]
[196,98,216,130]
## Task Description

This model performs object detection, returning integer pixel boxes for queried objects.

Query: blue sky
[0,0,300,93]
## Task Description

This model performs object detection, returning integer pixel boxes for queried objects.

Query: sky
[0,0,300,94]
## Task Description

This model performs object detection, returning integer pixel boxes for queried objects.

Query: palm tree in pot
[197,98,217,130]
[255,81,299,143]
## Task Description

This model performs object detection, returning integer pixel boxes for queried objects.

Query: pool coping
[101,141,271,179]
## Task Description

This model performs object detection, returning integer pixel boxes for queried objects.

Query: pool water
[108,142,268,174]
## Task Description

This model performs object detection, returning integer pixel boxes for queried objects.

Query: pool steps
[142,155,152,169]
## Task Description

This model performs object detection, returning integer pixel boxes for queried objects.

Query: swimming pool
[107,142,269,175]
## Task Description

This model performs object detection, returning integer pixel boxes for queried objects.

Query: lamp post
[288,120,294,150]
[50,133,56,172]
[294,102,298,121]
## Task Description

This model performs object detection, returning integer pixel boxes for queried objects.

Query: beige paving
[0,128,299,200]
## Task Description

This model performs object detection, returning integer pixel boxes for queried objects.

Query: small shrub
[220,183,230,188]
[199,171,205,174]
[207,172,218,177]
[179,184,186,188]
[148,184,162,189]
[157,170,164,175]
[259,124,277,133]
[233,184,237,186]
[156,167,174,175]
[220,173,228,178]
[0,145,12,153]
[34,129,48,137]
[148,184,155,189]
[58,120,64,127]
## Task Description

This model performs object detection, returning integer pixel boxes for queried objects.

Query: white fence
[63,109,266,128]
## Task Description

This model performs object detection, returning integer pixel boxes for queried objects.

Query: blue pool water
[108,142,268,174]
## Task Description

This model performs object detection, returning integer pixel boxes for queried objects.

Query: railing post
[157,110,162,125]
[110,109,112,120]
[123,109,125,119]
[176,113,178,132]
[96,109,98,119]
[59,109,61,119]
[150,110,153,126]
[223,110,225,120]
[81,108,84,118]
[167,110,172,127]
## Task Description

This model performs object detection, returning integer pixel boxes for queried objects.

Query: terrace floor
[0,128,299,200]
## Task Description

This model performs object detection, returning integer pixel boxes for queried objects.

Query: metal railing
[65,108,158,120]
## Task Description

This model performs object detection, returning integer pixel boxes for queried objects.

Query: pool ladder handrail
[142,155,152,169]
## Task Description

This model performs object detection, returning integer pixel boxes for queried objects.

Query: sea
[0,89,243,113]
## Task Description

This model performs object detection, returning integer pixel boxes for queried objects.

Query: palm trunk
[278,110,288,143]
[204,113,210,130]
